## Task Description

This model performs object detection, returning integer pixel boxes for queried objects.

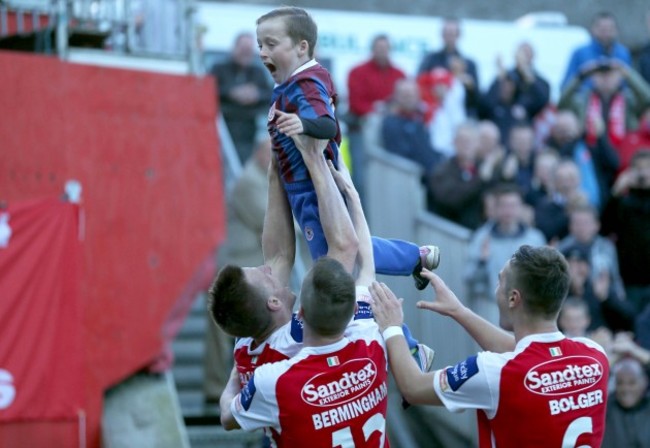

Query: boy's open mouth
[264,62,277,76]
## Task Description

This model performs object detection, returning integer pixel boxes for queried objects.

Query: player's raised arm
[293,135,358,273]
[262,157,295,287]
[370,281,441,405]
[328,160,374,286]
[418,269,516,352]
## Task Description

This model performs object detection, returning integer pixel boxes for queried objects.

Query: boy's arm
[275,110,337,139]
[262,157,295,286]
[292,135,358,274]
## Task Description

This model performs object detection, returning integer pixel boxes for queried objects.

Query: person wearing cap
[559,57,650,154]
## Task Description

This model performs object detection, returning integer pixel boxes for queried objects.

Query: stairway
[172,292,264,448]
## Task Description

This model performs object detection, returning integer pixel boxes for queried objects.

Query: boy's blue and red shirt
[267,60,341,184]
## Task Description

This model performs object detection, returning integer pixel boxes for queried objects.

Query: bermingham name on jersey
[312,382,388,430]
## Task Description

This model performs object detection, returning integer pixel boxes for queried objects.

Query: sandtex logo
[0,369,16,409]
[524,356,604,396]
[301,358,377,407]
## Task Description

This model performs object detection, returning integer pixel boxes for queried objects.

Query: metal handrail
[3,0,201,74]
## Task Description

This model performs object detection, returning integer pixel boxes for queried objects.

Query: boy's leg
[287,187,329,260]
[372,237,440,289]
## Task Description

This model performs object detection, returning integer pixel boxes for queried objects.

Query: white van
[198,2,590,103]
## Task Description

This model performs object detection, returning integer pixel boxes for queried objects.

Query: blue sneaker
[413,245,440,290]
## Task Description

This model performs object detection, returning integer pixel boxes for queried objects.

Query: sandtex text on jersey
[301,358,387,430]
[525,356,604,395]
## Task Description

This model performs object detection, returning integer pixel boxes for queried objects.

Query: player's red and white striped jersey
[433,332,609,448]
[231,317,390,448]
[233,315,303,389]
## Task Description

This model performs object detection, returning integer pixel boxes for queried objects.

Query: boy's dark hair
[207,265,273,338]
[300,257,355,337]
[257,7,318,58]
[507,245,570,319]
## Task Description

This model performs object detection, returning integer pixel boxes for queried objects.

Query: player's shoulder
[563,336,608,357]
[253,350,310,382]
[294,64,332,86]
[234,336,255,351]
[344,317,382,345]
[266,320,302,355]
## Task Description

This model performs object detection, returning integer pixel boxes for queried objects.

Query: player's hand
[327,160,358,201]
[369,281,404,332]
[415,269,465,317]
[275,110,304,136]
[291,133,328,162]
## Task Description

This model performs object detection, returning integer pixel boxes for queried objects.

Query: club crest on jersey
[305,227,314,241]
[301,358,377,407]
[268,104,276,122]
[446,355,479,391]
[239,374,257,411]
[524,356,604,396]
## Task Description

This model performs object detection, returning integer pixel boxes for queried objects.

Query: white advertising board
[198,2,590,102]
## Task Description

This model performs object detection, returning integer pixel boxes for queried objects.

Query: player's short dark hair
[207,265,272,338]
[300,257,355,337]
[257,7,317,58]
[507,245,570,319]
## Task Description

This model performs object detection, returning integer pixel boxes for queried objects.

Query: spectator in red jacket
[345,35,406,202]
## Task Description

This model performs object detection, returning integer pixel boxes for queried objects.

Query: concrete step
[176,313,208,341]
[186,425,264,448]
[173,339,204,365]
[173,364,204,390]
[177,389,205,417]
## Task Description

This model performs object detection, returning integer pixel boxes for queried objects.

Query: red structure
[0,51,225,447]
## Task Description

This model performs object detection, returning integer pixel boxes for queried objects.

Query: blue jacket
[561,39,631,89]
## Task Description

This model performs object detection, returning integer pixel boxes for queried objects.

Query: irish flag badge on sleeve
[327,356,340,367]
[549,347,563,357]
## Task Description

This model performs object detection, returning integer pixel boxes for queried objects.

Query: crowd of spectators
[208,9,650,442]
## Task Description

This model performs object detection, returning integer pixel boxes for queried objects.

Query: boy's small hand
[275,110,304,136]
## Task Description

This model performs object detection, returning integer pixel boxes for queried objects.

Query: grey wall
[211,0,649,52]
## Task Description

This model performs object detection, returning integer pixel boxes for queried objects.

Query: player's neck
[513,319,560,343]
[253,321,285,347]
[302,327,344,347]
